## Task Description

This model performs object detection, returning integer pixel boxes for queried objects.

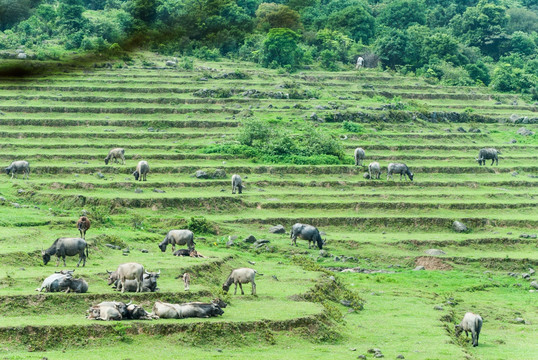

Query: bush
[342,121,364,133]
[187,217,217,235]
[319,49,339,71]
[261,28,303,70]
[193,46,220,61]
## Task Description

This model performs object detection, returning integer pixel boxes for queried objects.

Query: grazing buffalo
[290,223,324,249]
[77,216,90,239]
[42,237,88,267]
[159,229,195,252]
[152,301,224,319]
[387,163,413,181]
[354,148,365,166]
[104,148,125,165]
[475,148,499,166]
[133,160,149,181]
[231,174,243,194]
[5,160,30,180]
[183,272,191,291]
[107,263,144,293]
[110,270,160,292]
[368,161,381,180]
[222,268,258,295]
[456,312,483,347]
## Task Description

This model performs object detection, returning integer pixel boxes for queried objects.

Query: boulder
[530,281,538,290]
[165,60,176,67]
[424,249,446,256]
[195,170,209,179]
[269,225,286,234]
[153,188,165,193]
[516,127,534,136]
[243,235,257,244]
[319,249,329,258]
[434,306,443,310]
[17,52,27,59]
[456,127,466,133]
[413,266,425,271]
[363,172,370,179]
[134,188,143,193]
[212,168,226,178]
[226,240,235,247]
[514,317,525,324]
[509,114,521,122]
[529,268,535,275]
[453,221,468,232]
[96,172,105,179]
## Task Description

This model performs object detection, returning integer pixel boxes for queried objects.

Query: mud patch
[415,256,453,270]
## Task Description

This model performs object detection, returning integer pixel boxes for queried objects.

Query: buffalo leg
[234,283,238,295]
[239,283,244,295]
[252,281,256,295]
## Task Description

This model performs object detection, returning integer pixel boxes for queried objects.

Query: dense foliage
[0,0,536,98]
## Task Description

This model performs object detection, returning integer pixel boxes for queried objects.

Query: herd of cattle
[11,147,489,344]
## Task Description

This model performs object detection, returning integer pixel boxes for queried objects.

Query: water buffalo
[387,163,413,181]
[87,305,122,321]
[475,148,499,166]
[152,301,224,319]
[97,301,129,318]
[77,216,90,239]
[110,270,160,292]
[66,277,88,293]
[354,148,365,166]
[222,268,257,295]
[455,312,483,347]
[183,272,191,291]
[133,160,149,181]
[36,272,73,292]
[5,160,30,180]
[290,223,324,249]
[104,148,125,165]
[368,161,381,180]
[107,263,144,293]
[126,304,156,320]
[232,174,243,194]
[159,229,195,252]
[42,237,88,267]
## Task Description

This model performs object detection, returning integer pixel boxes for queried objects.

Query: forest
[0,0,537,97]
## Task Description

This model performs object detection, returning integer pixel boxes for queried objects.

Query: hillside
[0,56,536,360]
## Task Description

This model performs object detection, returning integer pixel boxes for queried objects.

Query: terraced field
[0,56,536,360]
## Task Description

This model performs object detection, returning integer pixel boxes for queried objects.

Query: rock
[531,234,537,239]
[397,355,405,359]
[195,170,209,179]
[363,172,370,179]
[226,240,234,247]
[509,114,521,122]
[368,349,381,354]
[453,221,468,232]
[374,353,384,358]
[165,60,176,67]
[456,127,466,133]
[319,249,329,257]
[358,356,366,359]
[520,234,530,238]
[509,139,517,143]
[424,249,446,256]
[340,300,352,307]
[153,188,165,193]
[413,266,425,271]
[96,172,105,179]
[529,268,535,275]
[11,202,20,208]
[0,196,6,202]
[511,171,519,177]
[272,275,279,281]
[530,281,538,289]
[269,225,286,234]
[228,235,238,241]
[140,249,148,253]
[334,256,341,262]
[514,317,525,324]
[516,127,534,136]
[310,112,321,121]
[434,305,443,310]
[248,261,256,265]
[243,235,257,244]
[17,52,27,59]
[212,168,226,178]
[468,127,481,133]
[495,101,502,105]
[17,189,25,194]
[522,273,530,280]
[105,244,121,250]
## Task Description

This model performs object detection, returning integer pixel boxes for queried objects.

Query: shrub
[187,217,217,235]
[342,121,364,133]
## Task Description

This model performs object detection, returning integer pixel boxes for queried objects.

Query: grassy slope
[0,54,536,360]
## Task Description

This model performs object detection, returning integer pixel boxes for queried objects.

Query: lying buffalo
[290,223,324,249]
[152,301,224,319]
[87,301,156,321]
[36,270,88,293]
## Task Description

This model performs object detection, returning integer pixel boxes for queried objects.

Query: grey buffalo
[152,301,224,319]
[133,160,149,181]
[455,312,483,347]
[232,174,243,194]
[475,148,499,166]
[107,262,144,293]
[354,148,365,166]
[368,161,381,180]
[67,277,88,293]
[290,223,324,249]
[387,163,413,181]
[42,237,88,267]
[104,148,125,165]
[5,160,30,180]
[36,272,73,292]
[87,305,122,321]
[222,268,258,295]
[110,270,160,292]
[159,229,195,252]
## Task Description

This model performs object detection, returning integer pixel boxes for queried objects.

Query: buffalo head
[222,283,230,293]
[42,251,51,265]
[408,172,414,181]
[104,157,109,165]
[4,167,10,175]
[106,270,118,286]
[133,170,140,181]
